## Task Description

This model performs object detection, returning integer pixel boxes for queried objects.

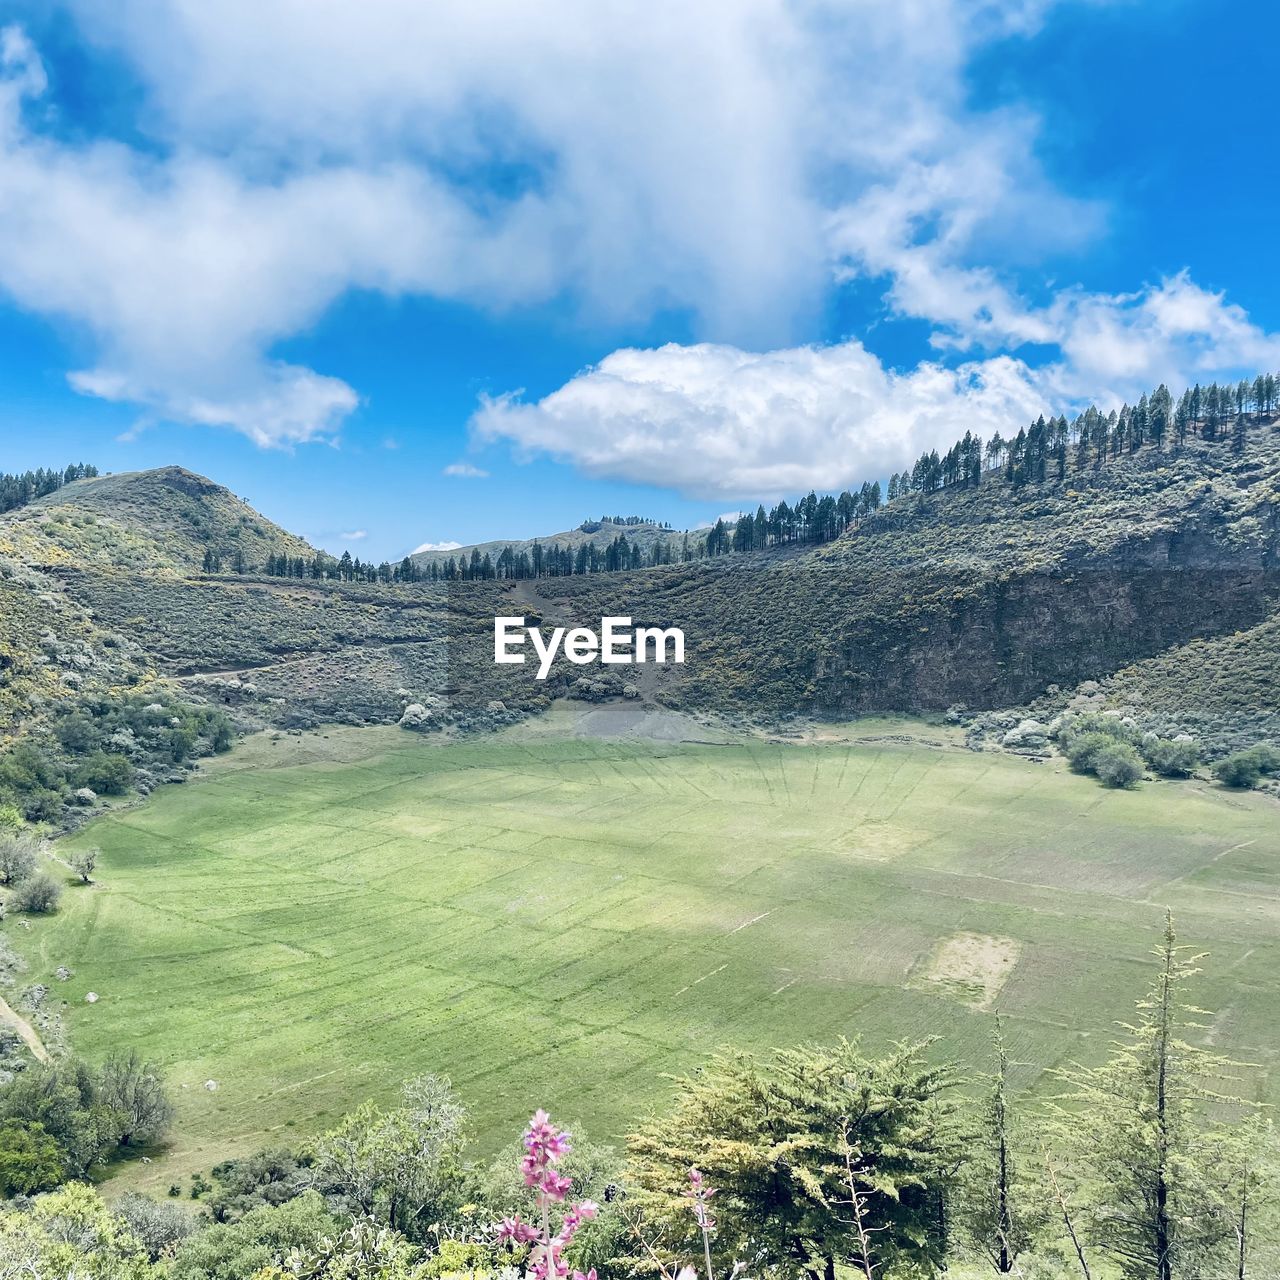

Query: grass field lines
[16,730,1279,1189]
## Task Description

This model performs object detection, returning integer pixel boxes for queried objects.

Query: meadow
[25,724,1280,1190]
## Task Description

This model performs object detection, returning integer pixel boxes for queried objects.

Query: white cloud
[474,276,1280,498]
[442,461,489,479]
[0,2,1111,447]
[474,340,1048,496]
[0,0,1274,479]
[339,530,368,541]
[412,540,462,554]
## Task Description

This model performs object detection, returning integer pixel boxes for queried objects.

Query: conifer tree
[627,1039,958,1280]
[956,1017,1048,1272]
[1052,913,1246,1280]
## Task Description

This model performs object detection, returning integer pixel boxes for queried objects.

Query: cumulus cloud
[474,341,1049,495]
[339,530,368,541]
[412,540,462,554]
[0,0,1112,448]
[0,0,1275,480]
[474,275,1280,498]
[442,461,489,479]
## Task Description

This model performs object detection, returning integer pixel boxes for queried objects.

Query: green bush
[1144,737,1201,778]
[1213,752,1262,788]
[12,871,63,914]
[1066,731,1116,774]
[1213,743,1280,789]
[0,742,67,819]
[0,1120,65,1197]
[0,834,38,886]
[1246,742,1280,774]
[170,1192,338,1280]
[71,752,134,796]
[1094,742,1144,789]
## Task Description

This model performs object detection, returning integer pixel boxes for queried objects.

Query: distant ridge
[408,516,690,568]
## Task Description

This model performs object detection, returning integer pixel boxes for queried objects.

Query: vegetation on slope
[1,467,317,575]
[528,425,1280,731]
[2,375,1279,824]
[0,462,98,515]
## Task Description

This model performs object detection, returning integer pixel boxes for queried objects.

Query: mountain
[503,424,1280,745]
[0,466,317,575]
[2,414,1280,827]
[409,516,688,569]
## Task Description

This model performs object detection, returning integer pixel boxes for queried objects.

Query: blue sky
[0,1,1277,560]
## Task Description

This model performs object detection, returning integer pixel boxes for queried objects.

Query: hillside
[1,420,1279,828]
[0,466,317,575]
[469,426,1280,744]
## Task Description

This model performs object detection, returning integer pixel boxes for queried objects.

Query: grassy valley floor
[20,721,1280,1191]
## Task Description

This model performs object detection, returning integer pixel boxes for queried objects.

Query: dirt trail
[0,992,50,1064]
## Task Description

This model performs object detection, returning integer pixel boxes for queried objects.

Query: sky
[0,0,1277,560]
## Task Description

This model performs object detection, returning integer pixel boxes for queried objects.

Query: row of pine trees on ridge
[38,372,1280,586]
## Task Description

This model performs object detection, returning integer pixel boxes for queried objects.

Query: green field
[26,725,1280,1190]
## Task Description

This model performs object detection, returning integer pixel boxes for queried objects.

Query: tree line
[208,368,1280,586]
[888,372,1280,498]
[0,462,98,515]
[439,480,888,582]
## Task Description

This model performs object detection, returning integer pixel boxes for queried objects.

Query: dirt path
[0,992,50,1064]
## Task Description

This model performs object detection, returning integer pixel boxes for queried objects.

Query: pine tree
[1052,913,1247,1280]
[1203,1116,1280,1280]
[628,1039,959,1280]
[956,1018,1048,1272]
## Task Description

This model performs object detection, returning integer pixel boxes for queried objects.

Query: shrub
[0,834,38,886]
[207,1148,312,1223]
[97,1050,174,1146]
[71,751,134,796]
[1245,742,1280,775]
[1065,732,1116,775]
[1214,752,1263,789]
[1093,742,1144,789]
[1144,738,1201,778]
[169,1192,339,1280]
[12,871,63,914]
[1056,712,1143,751]
[69,847,98,884]
[114,1191,197,1261]
[55,713,100,754]
[0,1119,65,1196]
[0,1058,117,1177]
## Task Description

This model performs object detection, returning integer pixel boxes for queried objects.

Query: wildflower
[502,1110,600,1280]
[684,1166,718,1280]
[497,1214,540,1246]
[684,1167,717,1231]
[522,1110,576,1201]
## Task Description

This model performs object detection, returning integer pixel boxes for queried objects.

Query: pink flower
[496,1213,541,1246]
[522,1110,577,1201]
[531,1244,570,1280]
[685,1166,717,1232]
[554,1199,598,1249]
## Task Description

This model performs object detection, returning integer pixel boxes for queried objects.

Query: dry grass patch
[911,931,1021,1009]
